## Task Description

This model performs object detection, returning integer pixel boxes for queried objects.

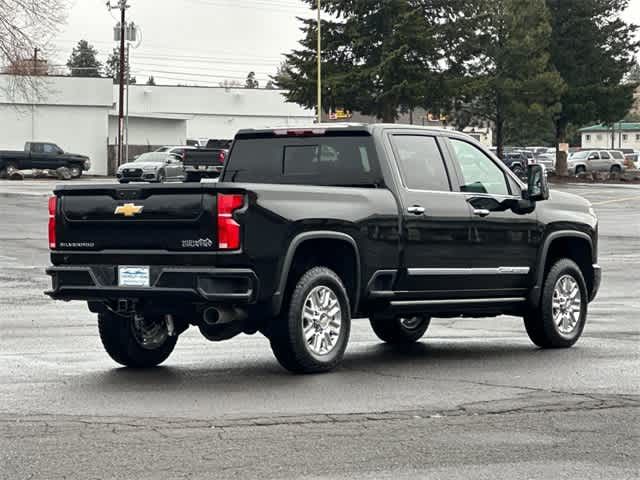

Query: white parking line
[592,195,640,206]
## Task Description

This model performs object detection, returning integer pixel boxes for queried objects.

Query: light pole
[317,0,322,123]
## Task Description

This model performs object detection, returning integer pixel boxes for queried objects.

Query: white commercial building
[0,75,315,175]
[0,75,113,174]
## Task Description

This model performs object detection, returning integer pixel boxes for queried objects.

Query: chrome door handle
[473,209,491,217]
[407,205,425,215]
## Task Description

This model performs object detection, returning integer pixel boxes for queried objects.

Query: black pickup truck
[45,124,601,374]
[0,142,90,179]
[182,140,232,182]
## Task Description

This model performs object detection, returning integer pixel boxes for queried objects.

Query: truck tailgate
[55,184,218,251]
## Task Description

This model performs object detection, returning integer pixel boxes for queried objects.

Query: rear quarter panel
[217,182,401,303]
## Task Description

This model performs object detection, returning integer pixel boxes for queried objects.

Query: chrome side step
[390,297,526,307]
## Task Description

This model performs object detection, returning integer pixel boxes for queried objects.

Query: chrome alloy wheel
[399,316,424,330]
[552,275,582,335]
[302,285,342,356]
[131,316,169,350]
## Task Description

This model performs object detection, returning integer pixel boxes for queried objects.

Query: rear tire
[1,162,19,179]
[523,259,588,348]
[98,311,177,368]
[610,165,622,175]
[270,266,351,374]
[370,315,430,344]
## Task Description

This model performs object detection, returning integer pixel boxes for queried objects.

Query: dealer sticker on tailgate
[118,266,150,287]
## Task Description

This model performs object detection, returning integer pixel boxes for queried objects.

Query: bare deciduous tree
[0,0,68,100]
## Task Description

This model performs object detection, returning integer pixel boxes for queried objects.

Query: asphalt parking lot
[1,179,638,479]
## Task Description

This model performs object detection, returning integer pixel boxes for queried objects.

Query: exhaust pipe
[199,306,247,342]
[203,306,238,325]
[202,307,220,325]
[165,314,176,337]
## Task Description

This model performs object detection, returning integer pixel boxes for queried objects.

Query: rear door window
[599,151,611,160]
[223,135,383,187]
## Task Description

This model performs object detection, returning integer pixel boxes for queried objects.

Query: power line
[54,38,287,62]
[130,68,261,80]
[53,42,282,64]
[131,61,275,75]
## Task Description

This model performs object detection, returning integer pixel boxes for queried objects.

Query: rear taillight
[217,194,244,250]
[48,196,57,249]
[218,150,226,164]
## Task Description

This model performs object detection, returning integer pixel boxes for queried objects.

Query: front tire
[524,259,588,348]
[98,311,177,368]
[56,166,72,180]
[270,267,351,374]
[69,165,83,178]
[370,315,430,344]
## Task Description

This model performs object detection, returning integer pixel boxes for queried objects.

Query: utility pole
[125,43,130,163]
[316,0,322,123]
[32,47,39,140]
[33,48,39,74]
[108,0,129,166]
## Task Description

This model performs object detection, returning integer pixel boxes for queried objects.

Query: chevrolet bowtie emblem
[114,203,144,217]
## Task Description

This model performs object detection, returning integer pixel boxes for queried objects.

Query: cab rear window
[222,135,383,187]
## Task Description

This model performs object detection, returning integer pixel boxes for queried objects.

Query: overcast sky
[52,0,313,86]
[51,0,640,87]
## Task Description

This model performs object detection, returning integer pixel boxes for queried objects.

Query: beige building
[580,122,640,150]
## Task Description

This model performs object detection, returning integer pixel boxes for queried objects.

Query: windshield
[135,152,169,163]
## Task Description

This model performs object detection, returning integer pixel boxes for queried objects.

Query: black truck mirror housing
[525,164,549,202]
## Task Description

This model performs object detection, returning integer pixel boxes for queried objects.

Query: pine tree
[146,76,156,86]
[276,0,466,122]
[467,0,565,158]
[105,47,136,85]
[245,71,259,89]
[546,0,639,174]
[66,40,102,77]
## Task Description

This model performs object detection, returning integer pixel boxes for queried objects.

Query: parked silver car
[534,153,555,173]
[567,150,625,175]
[116,152,185,183]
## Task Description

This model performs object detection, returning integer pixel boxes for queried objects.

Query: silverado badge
[114,203,144,217]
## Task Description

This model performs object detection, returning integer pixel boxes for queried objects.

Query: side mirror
[525,164,549,202]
